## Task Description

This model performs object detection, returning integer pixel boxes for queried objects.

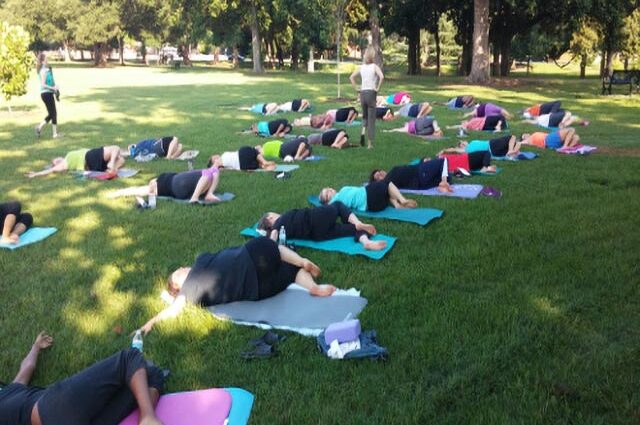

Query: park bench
[602,70,640,95]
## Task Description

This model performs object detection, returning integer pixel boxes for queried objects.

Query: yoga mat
[80,168,139,179]
[305,155,326,161]
[240,224,396,260]
[176,150,199,160]
[0,227,57,250]
[556,144,597,155]
[209,285,368,336]
[225,388,254,425]
[158,192,235,205]
[471,167,502,176]
[307,196,443,226]
[256,164,300,173]
[400,184,484,199]
[118,388,232,425]
[335,120,361,126]
[493,152,539,161]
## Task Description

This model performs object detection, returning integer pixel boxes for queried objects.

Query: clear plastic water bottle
[148,194,156,209]
[132,330,143,352]
[278,226,286,246]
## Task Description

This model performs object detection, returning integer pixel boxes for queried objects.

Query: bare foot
[363,240,387,251]
[203,194,221,203]
[400,199,417,208]
[0,236,15,244]
[302,259,321,278]
[485,166,497,173]
[139,416,164,425]
[9,234,19,244]
[356,222,377,235]
[310,284,336,297]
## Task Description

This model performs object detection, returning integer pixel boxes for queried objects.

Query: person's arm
[140,296,187,335]
[321,115,333,130]
[438,147,464,155]
[349,67,360,92]
[26,161,68,178]
[374,65,384,92]
[257,154,276,170]
[13,332,53,385]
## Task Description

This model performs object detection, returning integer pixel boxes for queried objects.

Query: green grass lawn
[1,63,639,424]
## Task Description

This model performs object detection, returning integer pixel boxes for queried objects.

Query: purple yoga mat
[118,388,232,425]
[400,184,484,199]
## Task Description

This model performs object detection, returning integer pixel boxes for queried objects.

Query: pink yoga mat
[118,388,232,425]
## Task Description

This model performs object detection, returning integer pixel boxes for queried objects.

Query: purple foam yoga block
[324,319,361,345]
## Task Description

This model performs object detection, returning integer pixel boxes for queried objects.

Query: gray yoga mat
[208,288,367,331]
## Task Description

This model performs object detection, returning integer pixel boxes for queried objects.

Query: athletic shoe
[34,126,41,138]
[457,167,471,177]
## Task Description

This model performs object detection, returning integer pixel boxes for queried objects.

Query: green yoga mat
[158,192,235,205]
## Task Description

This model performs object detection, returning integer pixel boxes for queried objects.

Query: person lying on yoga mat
[434,95,475,109]
[208,146,276,171]
[140,237,337,334]
[397,102,432,119]
[376,107,395,121]
[126,136,183,160]
[376,92,411,106]
[447,114,507,132]
[319,180,417,212]
[307,129,350,149]
[277,98,311,113]
[437,151,497,174]
[257,202,387,251]
[522,111,588,128]
[0,332,166,425]
[440,134,521,159]
[293,107,358,129]
[369,158,453,194]
[520,128,581,149]
[260,137,312,161]
[109,166,222,203]
[251,119,292,137]
[462,103,513,119]
[1,201,33,244]
[521,100,561,118]
[26,146,125,178]
[383,116,444,138]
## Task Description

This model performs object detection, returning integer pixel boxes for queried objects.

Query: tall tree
[368,0,382,67]
[468,0,490,83]
[115,0,166,65]
[71,1,120,66]
[570,19,600,78]
[248,0,263,73]
[382,0,432,74]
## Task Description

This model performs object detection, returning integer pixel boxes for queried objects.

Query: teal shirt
[466,140,490,153]
[40,67,55,93]
[257,121,270,136]
[331,186,367,212]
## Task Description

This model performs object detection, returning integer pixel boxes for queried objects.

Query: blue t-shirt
[257,121,270,136]
[250,103,265,114]
[40,67,55,93]
[465,140,490,153]
[331,186,367,212]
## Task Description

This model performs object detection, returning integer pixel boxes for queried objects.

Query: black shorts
[279,139,310,158]
[468,151,491,170]
[375,107,389,119]
[268,119,289,135]
[335,107,356,122]
[540,101,561,115]
[84,147,107,171]
[408,104,420,117]
[483,115,506,131]
[246,237,300,300]
[156,173,177,197]
[417,159,445,189]
[171,171,201,199]
[160,137,173,156]
[365,180,390,212]
[548,111,565,128]
[489,135,511,156]
[238,146,259,170]
[321,129,342,146]
[291,99,302,111]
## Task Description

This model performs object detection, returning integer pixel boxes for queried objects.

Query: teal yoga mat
[225,388,254,425]
[158,192,235,205]
[256,164,299,172]
[240,225,395,260]
[307,196,443,226]
[470,167,502,176]
[0,227,57,250]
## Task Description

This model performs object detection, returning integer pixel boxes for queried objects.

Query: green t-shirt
[262,141,283,159]
[65,149,90,171]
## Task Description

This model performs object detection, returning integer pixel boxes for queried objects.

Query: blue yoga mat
[335,120,361,126]
[158,192,235,205]
[240,225,395,260]
[256,164,300,173]
[0,227,57,250]
[305,155,326,161]
[493,152,539,161]
[471,167,502,176]
[225,388,254,425]
[400,184,483,199]
[307,196,443,226]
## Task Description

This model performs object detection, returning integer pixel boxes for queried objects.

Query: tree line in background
[0,0,639,83]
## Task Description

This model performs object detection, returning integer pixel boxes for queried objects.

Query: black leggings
[489,135,511,156]
[309,202,367,242]
[41,92,57,125]
[0,201,33,231]
[245,237,300,300]
[540,100,561,115]
[483,115,506,130]
[37,349,164,425]
[365,180,390,212]
[468,151,491,170]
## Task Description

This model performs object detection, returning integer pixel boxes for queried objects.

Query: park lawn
[1,63,639,424]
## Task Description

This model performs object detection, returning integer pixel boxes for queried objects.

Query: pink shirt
[325,109,337,124]
[462,117,486,131]
[201,166,219,180]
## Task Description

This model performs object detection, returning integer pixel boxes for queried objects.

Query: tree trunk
[499,37,511,76]
[275,39,284,69]
[434,25,441,77]
[291,41,299,70]
[468,0,491,83]
[580,55,586,78]
[232,45,239,68]
[307,44,315,73]
[118,35,125,65]
[180,45,192,66]
[94,42,108,67]
[600,48,606,77]
[250,0,264,73]
[526,55,531,76]
[491,43,500,76]
[605,48,614,76]
[81,49,85,61]
[624,56,628,71]
[368,0,383,68]
[407,26,421,75]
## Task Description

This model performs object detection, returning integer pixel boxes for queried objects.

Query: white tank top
[360,63,377,91]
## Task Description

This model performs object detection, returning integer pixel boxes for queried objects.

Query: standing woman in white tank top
[350,46,384,149]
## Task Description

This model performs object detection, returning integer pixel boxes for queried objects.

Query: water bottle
[132,330,143,352]
[278,226,286,246]
[187,159,194,170]
[148,194,156,209]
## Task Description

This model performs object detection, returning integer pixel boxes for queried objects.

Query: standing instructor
[350,46,384,149]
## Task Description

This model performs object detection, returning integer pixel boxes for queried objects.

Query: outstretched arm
[140,296,187,335]
[26,161,67,178]
[438,147,464,155]
[13,332,53,385]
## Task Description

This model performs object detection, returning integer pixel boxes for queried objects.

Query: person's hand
[25,171,36,178]
[140,321,154,336]
[33,332,53,350]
